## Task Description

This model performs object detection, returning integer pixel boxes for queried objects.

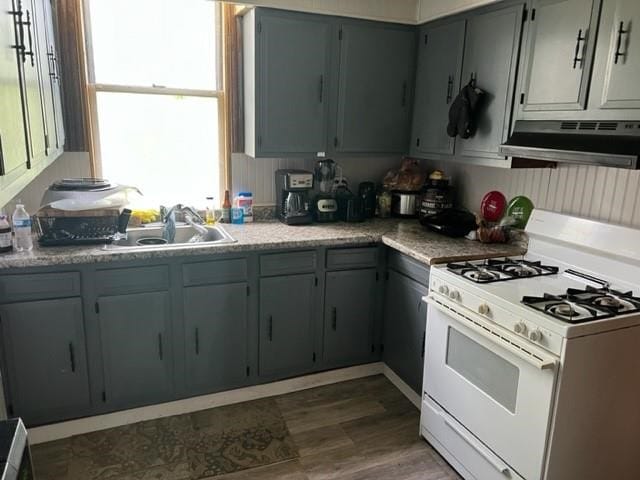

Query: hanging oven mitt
[447,80,485,139]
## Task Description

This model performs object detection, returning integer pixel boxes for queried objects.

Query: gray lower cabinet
[457,3,524,162]
[0,298,90,424]
[97,291,173,408]
[183,283,249,394]
[518,0,601,114]
[589,0,640,111]
[334,22,416,153]
[243,8,332,157]
[410,20,466,158]
[259,274,316,377]
[323,269,376,366]
[383,269,428,394]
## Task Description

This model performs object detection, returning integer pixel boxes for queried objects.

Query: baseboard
[29,362,384,445]
[381,364,421,409]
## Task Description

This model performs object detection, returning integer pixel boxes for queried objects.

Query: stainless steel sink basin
[111,224,236,249]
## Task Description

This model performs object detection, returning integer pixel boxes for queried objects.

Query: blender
[312,159,339,222]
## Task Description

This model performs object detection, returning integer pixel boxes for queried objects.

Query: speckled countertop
[0,219,525,270]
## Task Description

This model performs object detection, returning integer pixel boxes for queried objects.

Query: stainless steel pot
[391,191,420,217]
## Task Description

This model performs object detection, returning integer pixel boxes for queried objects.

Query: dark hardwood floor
[32,375,461,480]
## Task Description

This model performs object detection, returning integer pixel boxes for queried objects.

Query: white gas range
[420,209,640,480]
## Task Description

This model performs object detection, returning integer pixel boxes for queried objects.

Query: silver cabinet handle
[68,342,76,372]
[158,333,163,360]
[195,327,200,355]
[268,316,273,341]
[332,307,337,331]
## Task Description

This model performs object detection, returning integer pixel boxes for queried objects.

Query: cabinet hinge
[94,302,99,314]
[257,21,262,33]
[7,404,13,417]
[416,137,420,147]
[314,277,318,287]
[334,137,338,147]
[380,344,384,353]
[312,352,316,362]
[371,344,375,353]
[520,93,525,105]
[246,366,250,377]
[101,391,106,402]
[424,33,428,45]
[376,272,379,281]
[339,28,343,40]
[531,8,536,21]
[246,285,250,296]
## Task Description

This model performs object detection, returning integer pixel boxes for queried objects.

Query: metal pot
[391,191,420,218]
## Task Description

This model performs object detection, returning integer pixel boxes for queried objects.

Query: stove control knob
[478,303,490,315]
[513,322,527,335]
[449,290,460,301]
[529,329,543,342]
[439,285,450,296]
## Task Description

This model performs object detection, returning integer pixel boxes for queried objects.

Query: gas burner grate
[447,258,559,284]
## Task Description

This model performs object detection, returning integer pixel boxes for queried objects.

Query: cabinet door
[383,270,428,394]
[0,0,28,178]
[98,291,173,407]
[183,283,248,394]
[18,0,47,165]
[259,274,315,377]
[335,23,416,153]
[256,10,331,155]
[410,21,466,157]
[0,298,90,425]
[519,0,601,113]
[589,0,640,110]
[323,269,376,366]
[457,4,524,161]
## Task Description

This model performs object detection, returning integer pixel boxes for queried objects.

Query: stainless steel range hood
[500,120,640,169]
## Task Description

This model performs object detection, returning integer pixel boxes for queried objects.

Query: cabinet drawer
[96,265,169,295]
[260,251,317,276]
[387,250,430,286]
[326,247,378,270]
[0,272,81,303]
[183,258,248,286]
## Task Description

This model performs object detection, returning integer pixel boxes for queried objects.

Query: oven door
[423,294,558,480]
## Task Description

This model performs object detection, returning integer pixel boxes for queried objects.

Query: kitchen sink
[111,224,236,249]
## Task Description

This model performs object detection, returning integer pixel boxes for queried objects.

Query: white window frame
[81,0,228,200]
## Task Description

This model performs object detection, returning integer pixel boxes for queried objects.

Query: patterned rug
[32,398,299,480]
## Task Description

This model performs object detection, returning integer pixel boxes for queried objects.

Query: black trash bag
[447,80,485,139]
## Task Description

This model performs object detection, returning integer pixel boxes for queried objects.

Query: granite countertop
[0,219,526,269]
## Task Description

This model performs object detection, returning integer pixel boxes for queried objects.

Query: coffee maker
[275,169,314,225]
[312,159,339,222]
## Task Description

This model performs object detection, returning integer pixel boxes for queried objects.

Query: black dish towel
[447,80,485,139]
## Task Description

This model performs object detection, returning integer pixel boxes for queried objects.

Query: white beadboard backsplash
[426,160,640,228]
[231,153,402,205]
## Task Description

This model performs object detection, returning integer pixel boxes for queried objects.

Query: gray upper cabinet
[183,283,249,395]
[589,0,640,112]
[383,269,428,394]
[518,0,601,114]
[259,274,316,378]
[0,298,90,425]
[334,22,416,153]
[98,291,173,408]
[410,20,466,158]
[457,3,524,162]
[244,8,332,157]
[323,269,376,366]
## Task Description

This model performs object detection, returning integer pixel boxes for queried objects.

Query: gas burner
[522,292,620,323]
[566,286,640,315]
[447,258,559,284]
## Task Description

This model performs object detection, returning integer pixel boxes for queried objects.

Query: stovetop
[447,258,559,284]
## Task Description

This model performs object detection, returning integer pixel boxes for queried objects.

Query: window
[84,0,225,208]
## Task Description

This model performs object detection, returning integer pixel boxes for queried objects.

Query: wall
[4,152,92,215]
[232,153,402,205]
[425,160,640,229]
[416,0,499,22]
[229,0,418,23]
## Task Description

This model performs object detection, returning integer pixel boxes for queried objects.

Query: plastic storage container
[235,192,253,222]
[12,203,33,252]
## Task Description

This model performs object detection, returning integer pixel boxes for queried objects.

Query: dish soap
[0,214,12,253]
[12,202,33,252]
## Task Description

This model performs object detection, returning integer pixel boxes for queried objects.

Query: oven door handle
[424,295,558,371]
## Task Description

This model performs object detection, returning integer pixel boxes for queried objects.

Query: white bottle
[12,203,33,252]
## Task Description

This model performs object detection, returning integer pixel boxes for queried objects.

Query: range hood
[500,120,640,169]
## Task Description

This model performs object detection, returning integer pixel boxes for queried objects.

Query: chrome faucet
[160,204,207,243]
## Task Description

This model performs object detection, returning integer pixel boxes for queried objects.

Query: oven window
[446,327,520,412]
